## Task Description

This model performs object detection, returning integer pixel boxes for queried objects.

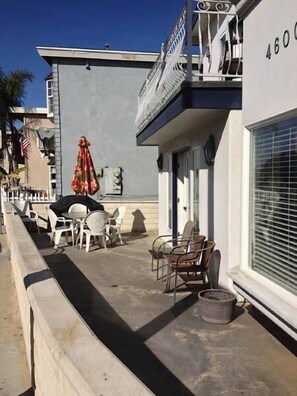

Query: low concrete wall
[3,202,153,395]
[30,200,159,233]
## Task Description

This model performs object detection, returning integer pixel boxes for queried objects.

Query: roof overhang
[37,46,158,66]
[136,81,242,146]
[10,107,48,121]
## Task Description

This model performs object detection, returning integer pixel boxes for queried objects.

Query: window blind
[252,116,297,295]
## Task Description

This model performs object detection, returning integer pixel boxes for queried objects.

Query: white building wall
[243,0,297,126]
[229,0,297,339]
[214,110,243,289]
[158,109,242,290]
[198,169,209,239]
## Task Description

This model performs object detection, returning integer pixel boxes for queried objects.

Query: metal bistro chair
[48,208,74,249]
[166,239,216,305]
[151,220,196,280]
[163,234,206,286]
[78,210,108,252]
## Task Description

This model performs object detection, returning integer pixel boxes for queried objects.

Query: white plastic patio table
[62,212,88,221]
[62,211,113,248]
[62,212,87,246]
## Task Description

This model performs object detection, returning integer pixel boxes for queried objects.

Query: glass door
[192,147,200,233]
[176,150,190,235]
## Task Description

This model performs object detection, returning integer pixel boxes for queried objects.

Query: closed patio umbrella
[71,136,99,196]
[50,195,104,217]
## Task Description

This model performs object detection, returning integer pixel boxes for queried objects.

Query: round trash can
[198,289,236,324]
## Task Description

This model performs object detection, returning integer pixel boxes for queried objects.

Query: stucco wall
[213,110,243,289]
[229,0,297,331]
[25,116,54,188]
[243,0,297,126]
[4,202,153,395]
[29,200,158,233]
[56,60,158,198]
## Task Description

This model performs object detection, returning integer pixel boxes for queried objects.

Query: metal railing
[136,0,242,132]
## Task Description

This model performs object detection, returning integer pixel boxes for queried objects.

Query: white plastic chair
[48,208,74,249]
[68,203,88,214]
[106,206,126,244]
[79,210,108,252]
[13,200,40,233]
[68,203,88,234]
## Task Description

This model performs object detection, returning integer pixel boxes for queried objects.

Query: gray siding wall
[57,60,158,199]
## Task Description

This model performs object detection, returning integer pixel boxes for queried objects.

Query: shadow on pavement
[247,305,297,356]
[43,250,195,396]
[18,387,34,395]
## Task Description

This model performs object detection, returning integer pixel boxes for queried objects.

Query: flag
[20,135,30,158]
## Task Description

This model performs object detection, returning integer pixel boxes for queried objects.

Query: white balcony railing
[1,186,53,203]
[136,0,242,132]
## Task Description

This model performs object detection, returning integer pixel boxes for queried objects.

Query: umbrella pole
[85,193,89,213]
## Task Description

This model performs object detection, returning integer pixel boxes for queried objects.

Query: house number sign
[266,22,297,59]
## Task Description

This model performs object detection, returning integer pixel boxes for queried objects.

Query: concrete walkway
[1,227,297,395]
[0,234,32,396]
[33,231,297,396]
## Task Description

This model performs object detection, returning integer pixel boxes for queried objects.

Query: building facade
[136,0,242,291]
[37,47,158,201]
[229,0,297,340]
[6,107,54,200]
[136,0,297,339]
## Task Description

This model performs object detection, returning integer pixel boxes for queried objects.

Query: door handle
[183,206,187,211]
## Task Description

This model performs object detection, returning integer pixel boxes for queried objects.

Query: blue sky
[1,0,183,107]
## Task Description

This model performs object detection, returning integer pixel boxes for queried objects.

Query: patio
[32,230,297,395]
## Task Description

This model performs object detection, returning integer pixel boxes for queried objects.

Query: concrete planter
[198,289,236,324]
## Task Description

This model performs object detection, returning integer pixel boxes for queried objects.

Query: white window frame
[249,114,297,296]
[46,79,54,118]
[167,154,172,231]
[229,119,297,340]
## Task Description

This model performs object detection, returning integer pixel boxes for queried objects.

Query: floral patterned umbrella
[71,136,99,195]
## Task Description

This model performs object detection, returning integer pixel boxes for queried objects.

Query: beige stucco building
[13,107,55,198]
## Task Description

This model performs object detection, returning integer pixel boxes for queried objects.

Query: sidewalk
[0,234,32,396]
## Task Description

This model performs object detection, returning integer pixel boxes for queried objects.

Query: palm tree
[0,67,34,173]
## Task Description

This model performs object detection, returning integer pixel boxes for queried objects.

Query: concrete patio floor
[32,231,297,396]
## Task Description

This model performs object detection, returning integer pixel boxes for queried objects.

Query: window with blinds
[251,116,297,296]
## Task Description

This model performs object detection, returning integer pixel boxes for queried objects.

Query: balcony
[136,0,242,141]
